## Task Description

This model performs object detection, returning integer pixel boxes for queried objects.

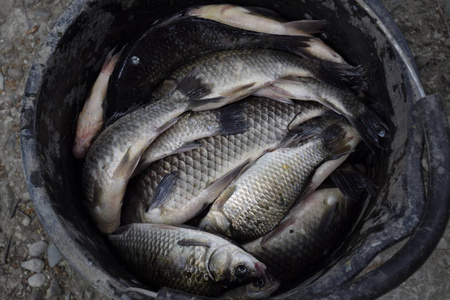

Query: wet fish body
[199,123,358,241]
[107,15,312,120]
[135,103,249,175]
[82,76,216,233]
[122,99,328,226]
[186,4,348,64]
[108,223,266,296]
[242,188,357,283]
[73,47,122,159]
[255,78,387,150]
[160,49,364,111]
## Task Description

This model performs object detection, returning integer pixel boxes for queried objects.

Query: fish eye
[253,278,265,287]
[235,264,248,276]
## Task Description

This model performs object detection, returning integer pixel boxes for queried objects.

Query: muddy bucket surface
[21,0,450,299]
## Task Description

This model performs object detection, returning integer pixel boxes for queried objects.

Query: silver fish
[186,4,348,64]
[82,76,218,233]
[242,188,357,283]
[198,123,359,241]
[108,223,267,296]
[156,49,364,110]
[134,103,249,176]
[220,273,280,299]
[73,47,122,159]
[254,78,387,150]
[122,99,328,226]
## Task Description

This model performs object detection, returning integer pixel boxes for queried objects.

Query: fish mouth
[254,262,267,278]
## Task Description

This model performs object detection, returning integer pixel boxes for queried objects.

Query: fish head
[221,273,280,300]
[208,245,266,285]
[198,210,231,236]
[244,274,281,299]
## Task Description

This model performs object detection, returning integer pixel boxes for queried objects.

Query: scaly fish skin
[83,76,213,233]
[122,99,327,226]
[108,223,266,296]
[199,124,356,241]
[136,103,248,175]
[259,78,387,150]
[156,49,364,111]
[107,15,312,121]
[242,188,357,283]
[186,4,347,64]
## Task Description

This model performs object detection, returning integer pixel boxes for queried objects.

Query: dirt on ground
[0,0,448,299]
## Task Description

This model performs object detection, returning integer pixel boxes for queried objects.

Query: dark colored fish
[107,15,313,121]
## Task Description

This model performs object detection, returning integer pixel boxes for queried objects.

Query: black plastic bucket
[20,0,450,299]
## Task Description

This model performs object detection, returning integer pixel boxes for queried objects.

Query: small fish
[107,15,313,121]
[186,4,348,64]
[82,76,219,233]
[121,99,328,226]
[220,273,280,299]
[108,223,267,296]
[198,123,359,241]
[73,47,122,159]
[254,78,387,150]
[134,103,249,176]
[242,188,358,283]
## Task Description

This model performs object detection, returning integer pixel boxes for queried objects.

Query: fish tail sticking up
[316,60,367,91]
[348,105,389,152]
[330,165,378,201]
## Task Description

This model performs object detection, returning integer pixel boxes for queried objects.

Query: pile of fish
[74,4,387,299]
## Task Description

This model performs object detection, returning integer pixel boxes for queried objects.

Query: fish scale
[108,223,266,296]
[122,99,326,225]
[242,188,358,284]
[199,124,356,242]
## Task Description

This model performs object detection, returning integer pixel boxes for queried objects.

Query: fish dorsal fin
[178,238,211,247]
[173,141,203,154]
[260,215,297,245]
[215,101,250,135]
[112,144,143,180]
[149,171,179,209]
[283,20,328,35]
[175,74,213,100]
[212,185,237,211]
[242,6,284,20]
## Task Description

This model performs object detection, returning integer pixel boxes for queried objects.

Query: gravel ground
[0,0,448,299]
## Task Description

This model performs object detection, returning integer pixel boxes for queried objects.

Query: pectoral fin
[149,171,179,209]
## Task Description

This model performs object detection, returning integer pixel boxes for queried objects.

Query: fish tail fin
[319,124,354,160]
[330,165,378,201]
[316,60,367,91]
[289,112,344,141]
[350,105,389,151]
[283,19,328,35]
[272,35,316,57]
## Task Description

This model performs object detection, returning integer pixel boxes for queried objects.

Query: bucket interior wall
[22,0,423,298]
